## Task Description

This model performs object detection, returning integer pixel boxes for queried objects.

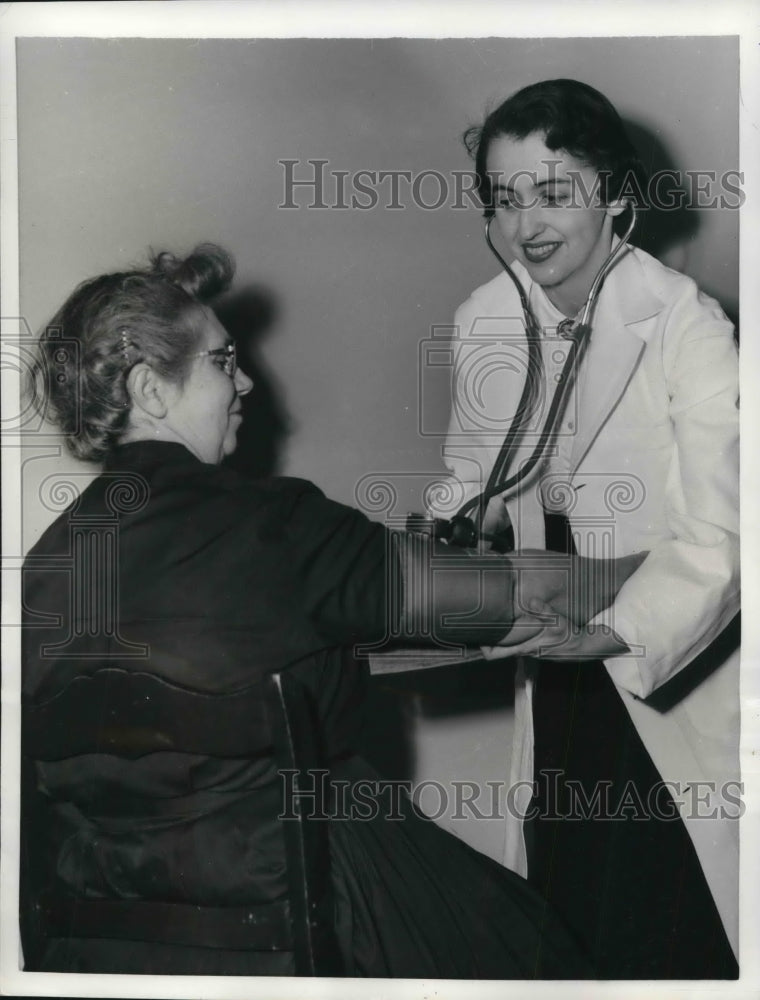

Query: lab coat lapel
[569,247,663,471]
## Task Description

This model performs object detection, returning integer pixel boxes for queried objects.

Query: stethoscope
[409,203,637,551]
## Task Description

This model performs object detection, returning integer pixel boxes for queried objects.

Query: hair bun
[150,243,235,300]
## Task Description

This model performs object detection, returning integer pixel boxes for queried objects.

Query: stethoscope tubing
[458,205,637,528]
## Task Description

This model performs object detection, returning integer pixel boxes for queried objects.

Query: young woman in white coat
[435,79,740,978]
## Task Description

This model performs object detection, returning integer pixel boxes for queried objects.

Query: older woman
[21,244,644,978]
[435,79,740,977]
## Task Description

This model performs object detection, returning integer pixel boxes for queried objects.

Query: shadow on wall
[623,117,699,262]
[360,659,517,783]
[621,118,738,334]
[217,286,292,478]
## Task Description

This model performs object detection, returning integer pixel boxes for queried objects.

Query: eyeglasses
[117,335,238,379]
[193,342,237,378]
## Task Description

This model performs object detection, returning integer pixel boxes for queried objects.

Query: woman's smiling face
[486,131,623,316]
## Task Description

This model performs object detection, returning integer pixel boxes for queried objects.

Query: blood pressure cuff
[390,530,515,647]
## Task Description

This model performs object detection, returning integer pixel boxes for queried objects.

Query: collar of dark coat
[105,439,200,472]
[104,440,241,491]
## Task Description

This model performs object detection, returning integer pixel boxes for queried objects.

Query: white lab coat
[434,243,740,953]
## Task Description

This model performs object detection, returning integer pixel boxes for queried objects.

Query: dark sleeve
[275,481,516,648]
[278,481,397,644]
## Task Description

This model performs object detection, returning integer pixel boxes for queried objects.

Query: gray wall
[18,36,739,541]
[16,36,739,860]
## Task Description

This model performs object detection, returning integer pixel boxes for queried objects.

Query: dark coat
[22,442,388,959]
[21,441,594,979]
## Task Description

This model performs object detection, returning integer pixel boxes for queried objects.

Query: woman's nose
[235,368,254,396]
[517,205,545,241]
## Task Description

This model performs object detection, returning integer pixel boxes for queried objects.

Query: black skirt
[327,755,593,978]
[528,657,738,979]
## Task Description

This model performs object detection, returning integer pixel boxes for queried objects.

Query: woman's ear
[126,363,171,419]
[605,198,629,219]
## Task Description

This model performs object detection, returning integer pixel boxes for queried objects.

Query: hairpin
[120,329,131,365]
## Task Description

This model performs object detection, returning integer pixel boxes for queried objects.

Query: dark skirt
[328,755,593,978]
[528,658,738,979]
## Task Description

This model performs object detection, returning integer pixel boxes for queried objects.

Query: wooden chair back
[21,667,343,976]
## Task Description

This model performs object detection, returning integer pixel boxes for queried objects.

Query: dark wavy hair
[31,243,235,462]
[464,79,648,217]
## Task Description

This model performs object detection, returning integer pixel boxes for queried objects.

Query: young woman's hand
[486,607,631,660]
[483,549,647,658]
[510,550,648,625]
